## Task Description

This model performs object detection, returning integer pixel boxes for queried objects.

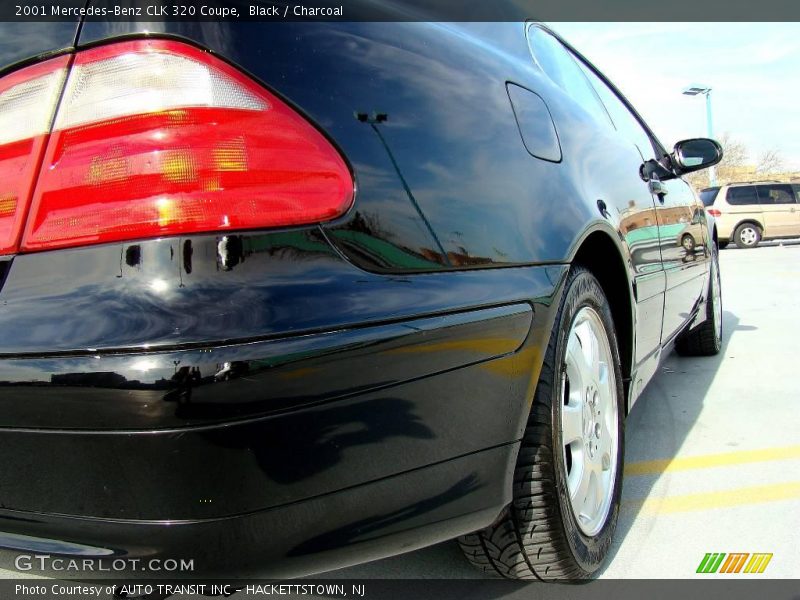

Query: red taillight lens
[707,208,722,217]
[0,40,353,254]
[0,56,70,254]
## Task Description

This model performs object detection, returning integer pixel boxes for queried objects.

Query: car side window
[726,186,759,205]
[756,184,796,204]
[699,188,720,206]
[574,59,659,161]
[526,26,613,129]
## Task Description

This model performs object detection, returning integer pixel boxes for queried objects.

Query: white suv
[701,181,800,248]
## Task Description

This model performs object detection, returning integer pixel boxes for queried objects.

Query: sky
[551,23,800,171]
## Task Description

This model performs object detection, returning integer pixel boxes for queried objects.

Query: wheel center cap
[583,386,600,457]
[582,392,593,436]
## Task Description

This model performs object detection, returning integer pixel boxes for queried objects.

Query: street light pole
[704,90,713,139]
[683,84,716,186]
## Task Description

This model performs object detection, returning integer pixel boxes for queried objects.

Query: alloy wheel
[560,306,619,536]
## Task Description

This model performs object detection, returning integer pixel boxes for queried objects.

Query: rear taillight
[0,56,70,254]
[707,209,722,217]
[0,40,353,255]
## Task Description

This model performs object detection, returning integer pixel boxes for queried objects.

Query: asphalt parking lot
[1,242,798,583]
[319,241,800,579]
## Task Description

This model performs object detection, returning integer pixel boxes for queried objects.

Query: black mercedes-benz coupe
[0,13,722,581]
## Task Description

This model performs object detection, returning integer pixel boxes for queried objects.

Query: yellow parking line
[625,445,800,476]
[630,481,800,514]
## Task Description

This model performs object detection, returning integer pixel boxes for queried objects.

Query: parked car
[0,17,722,581]
[677,207,707,252]
[701,181,800,248]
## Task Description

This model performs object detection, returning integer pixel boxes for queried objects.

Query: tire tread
[459,266,620,581]
[676,245,722,357]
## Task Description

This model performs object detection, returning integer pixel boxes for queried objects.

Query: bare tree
[681,134,793,191]
[715,132,749,182]
[684,168,711,190]
[756,149,785,175]
[685,132,752,189]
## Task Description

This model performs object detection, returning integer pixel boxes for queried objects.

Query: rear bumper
[0,231,564,577]
[0,298,539,578]
[0,303,533,523]
[0,442,517,579]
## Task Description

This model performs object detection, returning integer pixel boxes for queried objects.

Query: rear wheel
[718,240,729,250]
[676,243,722,356]
[459,267,624,580]
[734,223,761,249]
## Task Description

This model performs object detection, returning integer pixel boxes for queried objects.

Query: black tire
[681,234,695,252]
[676,243,722,356]
[459,266,625,581]
[718,240,729,250]
[733,222,761,249]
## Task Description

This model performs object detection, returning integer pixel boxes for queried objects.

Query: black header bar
[3,0,800,22]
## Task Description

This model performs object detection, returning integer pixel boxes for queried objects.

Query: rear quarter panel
[77,20,618,271]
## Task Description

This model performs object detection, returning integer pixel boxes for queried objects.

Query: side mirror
[671,138,723,175]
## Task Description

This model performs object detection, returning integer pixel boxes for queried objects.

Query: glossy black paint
[0,226,562,571]
[0,230,560,354]
[0,16,717,578]
[506,82,562,162]
[75,19,707,367]
[79,20,593,270]
[0,443,517,578]
[0,357,527,520]
[0,20,79,75]
[0,301,533,430]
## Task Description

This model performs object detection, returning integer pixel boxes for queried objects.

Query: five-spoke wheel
[561,307,619,536]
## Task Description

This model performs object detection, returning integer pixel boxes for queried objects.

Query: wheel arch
[733,218,764,235]
[568,228,634,411]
